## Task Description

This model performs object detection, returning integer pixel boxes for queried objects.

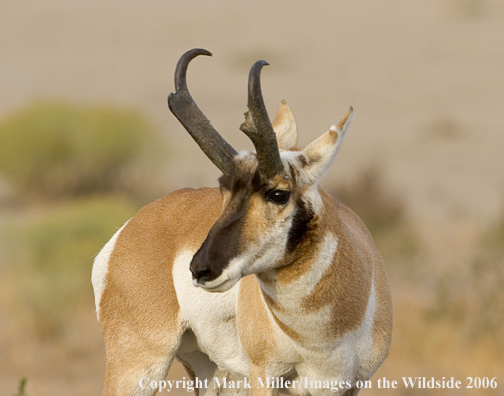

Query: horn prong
[240,60,283,181]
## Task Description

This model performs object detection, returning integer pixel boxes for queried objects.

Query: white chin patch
[194,273,239,293]
[193,257,246,292]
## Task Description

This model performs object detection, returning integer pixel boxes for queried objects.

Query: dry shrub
[452,0,487,18]
[430,211,504,354]
[0,101,164,201]
[1,196,139,340]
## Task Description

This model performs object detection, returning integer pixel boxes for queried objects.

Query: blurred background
[1,0,503,395]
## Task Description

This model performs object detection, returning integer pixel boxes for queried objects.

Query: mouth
[192,275,238,293]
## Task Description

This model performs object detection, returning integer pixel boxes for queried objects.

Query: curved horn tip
[174,49,213,92]
[255,60,269,67]
[250,60,270,76]
[246,59,271,112]
[169,48,237,175]
[182,48,213,59]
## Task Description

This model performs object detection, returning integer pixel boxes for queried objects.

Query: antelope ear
[272,100,298,150]
[301,107,353,184]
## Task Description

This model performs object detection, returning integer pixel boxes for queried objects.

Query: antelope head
[168,48,353,292]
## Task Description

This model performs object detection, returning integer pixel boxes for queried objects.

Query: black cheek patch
[287,199,314,252]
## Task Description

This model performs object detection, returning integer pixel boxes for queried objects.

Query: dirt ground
[1,0,503,395]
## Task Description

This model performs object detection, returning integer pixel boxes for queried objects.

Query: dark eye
[267,190,291,205]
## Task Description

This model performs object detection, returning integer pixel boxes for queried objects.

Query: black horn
[168,48,237,175]
[240,60,283,181]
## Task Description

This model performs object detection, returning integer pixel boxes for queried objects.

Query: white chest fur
[172,250,250,376]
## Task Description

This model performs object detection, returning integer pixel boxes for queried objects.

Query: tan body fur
[93,52,392,396]
[94,187,391,396]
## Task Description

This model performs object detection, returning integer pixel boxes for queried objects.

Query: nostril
[191,267,213,282]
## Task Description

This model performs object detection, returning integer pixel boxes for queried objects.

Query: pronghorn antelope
[92,48,392,396]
